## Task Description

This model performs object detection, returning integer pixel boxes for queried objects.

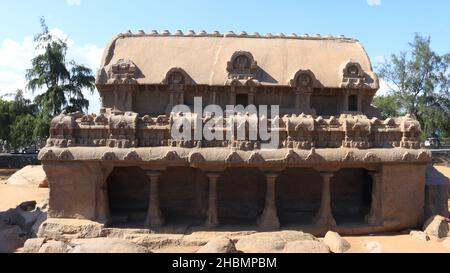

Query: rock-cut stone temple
[38,30,430,235]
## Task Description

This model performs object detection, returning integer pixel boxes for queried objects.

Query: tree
[372,94,401,120]
[0,90,40,149]
[377,34,450,138]
[26,18,95,118]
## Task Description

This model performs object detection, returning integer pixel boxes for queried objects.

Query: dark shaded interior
[217,168,266,225]
[158,167,209,225]
[276,168,322,225]
[236,94,249,107]
[107,167,150,226]
[348,95,358,111]
[331,168,372,224]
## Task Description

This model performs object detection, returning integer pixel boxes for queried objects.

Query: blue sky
[0,0,449,112]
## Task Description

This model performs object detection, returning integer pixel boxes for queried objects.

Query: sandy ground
[0,169,19,183]
[344,234,449,253]
[0,184,48,212]
[1,166,449,253]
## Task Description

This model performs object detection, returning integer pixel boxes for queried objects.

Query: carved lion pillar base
[258,173,280,230]
[144,171,164,228]
[314,172,336,228]
[206,173,221,228]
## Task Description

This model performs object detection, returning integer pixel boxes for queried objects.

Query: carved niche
[340,60,367,88]
[289,69,317,91]
[162,68,195,91]
[107,59,140,84]
[226,51,258,82]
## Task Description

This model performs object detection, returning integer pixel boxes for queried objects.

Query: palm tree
[26,18,95,117]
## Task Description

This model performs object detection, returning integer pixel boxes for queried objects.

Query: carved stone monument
[38,30,430,235]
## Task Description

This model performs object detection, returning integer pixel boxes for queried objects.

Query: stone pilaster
[144,171,164,228]
[257,173,281,230]
[206,173,221,227]
[314,172,336,227]
[343,90,349,112]
[294,91,301,109]
[365,172,383,226]
[357,94,363,112]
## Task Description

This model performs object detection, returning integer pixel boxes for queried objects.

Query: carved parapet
[106,59,141,84]
[339,60,378,89]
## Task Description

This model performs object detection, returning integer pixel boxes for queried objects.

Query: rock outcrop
[197,236,237,253]
[6,165,48,188]
[423,215,450,239]
[323,231,351,253]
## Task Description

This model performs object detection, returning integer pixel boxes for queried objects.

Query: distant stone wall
[0,154,40,169]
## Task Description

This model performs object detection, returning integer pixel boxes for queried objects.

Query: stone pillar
[357,94,363,112]
[206,173,221,227]
[211,91,217,105]
[248,92,255,105]
[343,90,349,112]
[229,89,236,105]
[179,91,184,105]
[304,92,312,111]
[258,173,280,230]
[365,172,383,225]
[314,172,336,227]
[294,91,301,109]
[144,171,164,228]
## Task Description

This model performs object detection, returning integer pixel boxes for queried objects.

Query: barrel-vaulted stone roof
[96,30,379,90]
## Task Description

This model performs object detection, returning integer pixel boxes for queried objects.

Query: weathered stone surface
[236,234,286,253]
[409,230,430,241]
[37,218,104,241]
[235,231,316,253]
[0,226,25,253]
[19,201,37,212]
[38,240,71,253]
[0,206,46,236]
[22,238,46,253]
[70,238,150,253]
[423,215,449,239]
[425,165,450,219]
[283,240,330,253]
[323,231,350,253]
[197,236,237,253]
[362,241,382,253]
[6,165,48,188]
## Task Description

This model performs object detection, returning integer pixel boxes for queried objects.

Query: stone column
[144,171,164,228]
[206,173,221,227]
[357,94,363,112]
[365,172,383,226]
[248,92,255,105]
[211,91,217,105]
[343,90,349,112]
[304,91,312,111]
[258,173,281,230]
[294,91,301,109]
[179,91,184,105]
[314,172,336,227]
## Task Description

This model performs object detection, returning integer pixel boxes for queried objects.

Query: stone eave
[38,147,431,167]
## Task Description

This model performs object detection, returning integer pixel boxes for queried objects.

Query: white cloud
[367,0,381,6]
[0,28,103,113]
[66,0,81,6]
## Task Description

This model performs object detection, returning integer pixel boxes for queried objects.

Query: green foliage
[372,95,401,120]
[0,90,48,149]
[377,33,450,138]
[9,114,38,149]
[26,18,95,117]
